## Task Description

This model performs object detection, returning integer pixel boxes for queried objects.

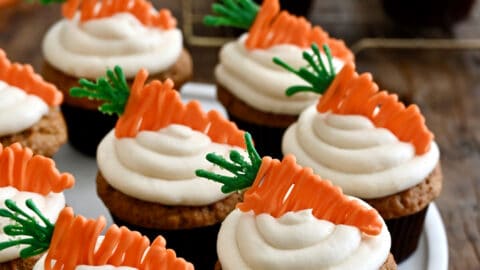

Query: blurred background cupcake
[40,0,193,156]
[0,49,66,157]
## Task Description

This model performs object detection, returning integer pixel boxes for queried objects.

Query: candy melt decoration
[61,0,176,29]
[245,0,353,62]
[238,155,383,235]
[115,69,246,147]
[0,50,62,106]
[0,143,74,195]
[318,63,434,155]
[45,207,193,270]
[204,0,260,30]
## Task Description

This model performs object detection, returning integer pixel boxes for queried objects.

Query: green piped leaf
[70,65,130,116]
[203,0,260,30]
[196,133,261,193]
[273,43,337,96]
[0,199,54,258]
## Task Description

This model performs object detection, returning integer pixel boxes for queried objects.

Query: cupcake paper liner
[386,205,429,263]
[112,215,219,270]
[61,104,116,156]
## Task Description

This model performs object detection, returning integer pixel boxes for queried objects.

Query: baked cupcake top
[71,67,246,206]
[0,143,74,263]
[206,0,353,115]
[42,0,181,79]
[0,201,193,269]
[277,46,440,198]
[0,49,63,136]
[196,136,391,269]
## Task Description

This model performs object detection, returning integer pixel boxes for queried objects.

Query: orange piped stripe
[0,143,74,195]
[45,208,194,270]
[0,50,62,106]
[317,63,434,155]
[245,0,353,62]
[115,69,246,148]
[61,0,176,30]
[238,155,383,235]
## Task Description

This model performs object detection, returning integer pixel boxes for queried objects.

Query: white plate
[54,82,448,270]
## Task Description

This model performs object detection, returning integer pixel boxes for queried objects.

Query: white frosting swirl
[215,34,345,115]
[43,13,182,79]
[97,124,245,206]
[0,187,65,263]
[0,81,48,136]
[282,106,440,198]
[218,208,390,270]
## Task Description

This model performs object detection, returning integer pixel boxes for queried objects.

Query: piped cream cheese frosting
[283,105,440,198]
[97,124,244,206]
[43,13,182,79]
[0,81,49,136]
[215,34,345,115]
[218,208,391,270]
[0,187,65,263]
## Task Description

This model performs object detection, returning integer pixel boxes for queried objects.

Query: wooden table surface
[1,1,479,269]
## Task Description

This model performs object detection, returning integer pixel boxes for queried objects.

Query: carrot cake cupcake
[196,136,396,269]
[71,66,246,269]
[0,49,66,157]
[278,49,442,262]
[41,0,193,156]
[205,0,353,158]
[0,143,75,270]
[0,201,193,270]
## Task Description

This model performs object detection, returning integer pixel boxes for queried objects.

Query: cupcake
[205,0,353,158]
[0,201,193,270]
[196,135,396,269]
[72,66,246,269]
[0,143,75,269]
[278,49,442,262]
[0,49,66,157]
[40,0,193,156]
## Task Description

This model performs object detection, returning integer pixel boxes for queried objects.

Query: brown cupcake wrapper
[227,113,286,159]
[112,215,219,270]
[385,205,429,263]
[62,103,117,156]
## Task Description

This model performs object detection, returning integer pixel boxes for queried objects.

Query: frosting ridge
[43,13,182,79]
[0,81,48,136]
[218,209,390,270]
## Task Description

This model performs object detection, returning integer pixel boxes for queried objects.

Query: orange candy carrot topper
[0,49,63,106]
[274,43,434,155]
[196,134,383,235]
[0,200,194,270]
[204,0,353,61]
[0,143,74,195]
[38,0,176,29]
[70,66,246,148]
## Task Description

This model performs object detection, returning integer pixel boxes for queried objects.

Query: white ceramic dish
[55,82,448,270]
